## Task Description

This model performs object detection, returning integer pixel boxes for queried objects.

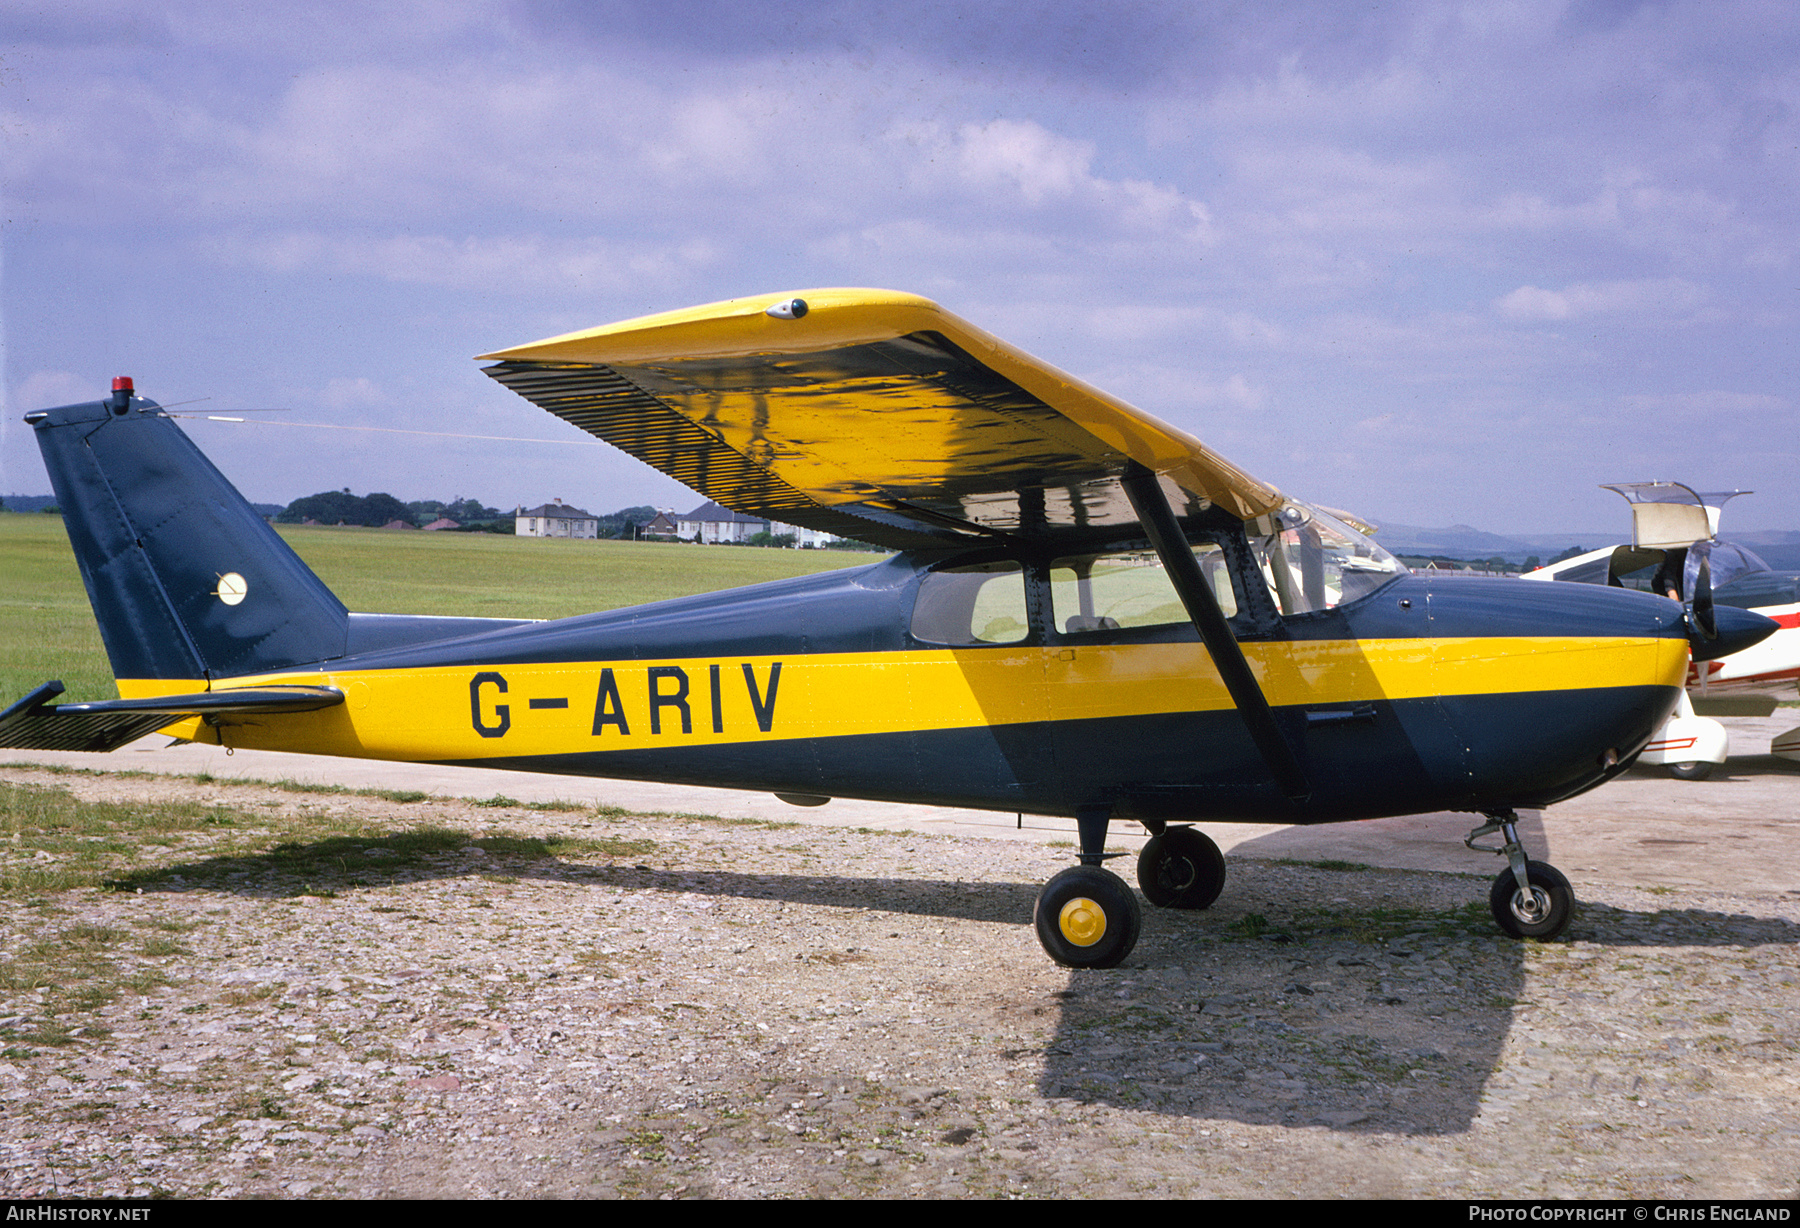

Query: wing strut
[1120,464,1311,803]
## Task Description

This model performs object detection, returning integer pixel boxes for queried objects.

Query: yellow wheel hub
[1058,896,1107,947]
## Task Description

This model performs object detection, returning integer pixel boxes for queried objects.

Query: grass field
[0,514,877,703]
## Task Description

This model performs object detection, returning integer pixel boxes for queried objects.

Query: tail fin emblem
[215,572,248,606]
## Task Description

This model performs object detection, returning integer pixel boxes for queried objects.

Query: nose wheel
[1467,811,1576,941]
[1489,861,1574,938]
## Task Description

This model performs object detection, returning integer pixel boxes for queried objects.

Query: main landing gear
[1137,824,1226,910]
[1032,805,1144,968]
[1034,809,1227,968]
[1034,865,1141,969]
[1466,811,1575,940]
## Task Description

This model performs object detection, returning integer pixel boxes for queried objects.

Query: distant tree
[442,497,502,523]
[595,505,658,539]
[360,492,412,526]
[278,490,414,527]
[1549,545,1589,565]
[278,491,360,524]
[1524,555,1542,571]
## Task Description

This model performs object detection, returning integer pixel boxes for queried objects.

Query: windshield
[1698,540,1770,590]
[1248,501,1407,616]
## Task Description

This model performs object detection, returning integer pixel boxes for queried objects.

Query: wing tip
[477,287,943,363]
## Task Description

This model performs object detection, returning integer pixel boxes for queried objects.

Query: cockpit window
[911,561,1030,646]
[1248,502,1407,616]
[1050,545,1236,635]
[1557,556,1616,587]
[1698,540,1770,590]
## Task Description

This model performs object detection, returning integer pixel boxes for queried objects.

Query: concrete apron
[6,715,1797,898]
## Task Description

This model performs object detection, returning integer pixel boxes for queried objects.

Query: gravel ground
[1,766,1796,1200]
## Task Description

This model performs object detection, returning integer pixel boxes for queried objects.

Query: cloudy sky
[2,0,1795,535]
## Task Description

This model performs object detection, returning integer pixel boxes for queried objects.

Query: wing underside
[481,289,1283,549]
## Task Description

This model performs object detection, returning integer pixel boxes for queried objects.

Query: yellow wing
[479,288,1283,549]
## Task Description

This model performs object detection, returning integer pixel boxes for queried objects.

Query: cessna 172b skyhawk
[1,289,1776,967]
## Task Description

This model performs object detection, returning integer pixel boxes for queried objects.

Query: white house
[515,500,599,539]
[670,500,840,547]
[674,501,771,544]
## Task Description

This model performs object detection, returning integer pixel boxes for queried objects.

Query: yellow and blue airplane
[2,289,1777,968]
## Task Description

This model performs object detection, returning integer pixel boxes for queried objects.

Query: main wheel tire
[1667,760,1716,781]
[1488,861,1575,940]
[1137,826,1226,910]
[1033,866,1142,969]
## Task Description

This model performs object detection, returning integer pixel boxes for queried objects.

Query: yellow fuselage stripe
[128,636,1687,763]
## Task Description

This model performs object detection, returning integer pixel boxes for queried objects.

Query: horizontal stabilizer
[0,681,343,753]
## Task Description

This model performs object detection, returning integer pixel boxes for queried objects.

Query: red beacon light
[108,376,134,415]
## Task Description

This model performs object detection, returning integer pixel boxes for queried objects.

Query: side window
[1549,556,1614,587]
[911,561,1030,646]
[1050,546,1236,636]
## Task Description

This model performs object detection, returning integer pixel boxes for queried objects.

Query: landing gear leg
[1466,810,1575,940]
[1033,804,1142,968]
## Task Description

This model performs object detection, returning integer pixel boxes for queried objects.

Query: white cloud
[1614,389,1790,419]
[1076,303,1288,351]
[319,377,387,413]
[1495,279,1707,322]
[953,119,1093,204]
[11,370,95,411]
[207,230,723,295]
[5,1,1799,532]
[896,119,1214,242]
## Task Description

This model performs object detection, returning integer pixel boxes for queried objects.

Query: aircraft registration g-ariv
[1,289,1776,968]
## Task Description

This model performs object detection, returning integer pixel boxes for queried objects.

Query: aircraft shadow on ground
[112,831,1800,1137]
[105,829,1045,919]
[1036,862,1800,1135]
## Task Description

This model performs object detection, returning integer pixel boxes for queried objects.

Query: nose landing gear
[1467,811,1575,940]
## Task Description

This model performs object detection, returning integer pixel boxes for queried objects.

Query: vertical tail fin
[26,382,347,683]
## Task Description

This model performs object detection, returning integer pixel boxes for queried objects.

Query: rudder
[26,380,348,683]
